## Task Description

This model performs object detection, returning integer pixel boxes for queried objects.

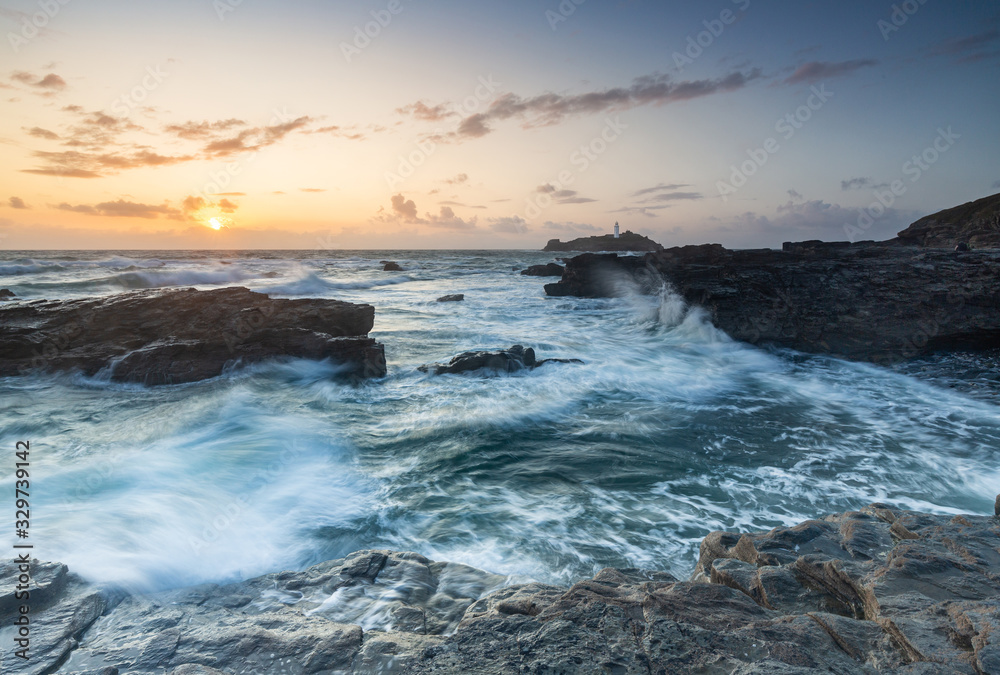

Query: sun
[208,217,223,230]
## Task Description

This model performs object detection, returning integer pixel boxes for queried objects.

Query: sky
[0,0,998,250]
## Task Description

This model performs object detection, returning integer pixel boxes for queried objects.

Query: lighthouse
[614,222,620,239]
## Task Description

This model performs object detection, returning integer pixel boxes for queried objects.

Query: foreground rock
[520,263,564,277]
[383,261,404,272]
[0,288,16,299]
[897,192,1000,249]
[0,287,387,384]
[4,502,996,673]
[419,344,583,375]
[544,230,663,253]
[545,243,1000,363]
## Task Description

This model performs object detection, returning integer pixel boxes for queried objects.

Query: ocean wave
[263,271,415,295]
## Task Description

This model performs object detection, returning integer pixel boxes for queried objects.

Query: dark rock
[383,261,404,271]
[995,494,999,516]
[545,243,1000,363]
[897,192,1000,249]
[544,231,663,252]
[419,345,582,375]
[520,263,564,277]
[436,294,465,302]
[0,288,15,299]
[956,242,970,252]
[0,287,387,384]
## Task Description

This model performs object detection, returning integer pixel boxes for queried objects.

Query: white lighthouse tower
[614,222,620,239]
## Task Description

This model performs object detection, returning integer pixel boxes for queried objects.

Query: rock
[995,494,999,516]
[3,503,999,673]
[0,288,16,299]
[13,550,503,675]
[520,263,564,277]
[544,231,663,252]
[545,243,1000,364]
[0,287,387,384]
[0,559,123,675]
[419,345,583,375]
[436,294,465,302]
[383,261,404,271]
[897,192,1000,248]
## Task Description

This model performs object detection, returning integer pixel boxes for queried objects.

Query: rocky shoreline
[0,287,387,384]
[544,242,1000,364]
[2,501,997,674]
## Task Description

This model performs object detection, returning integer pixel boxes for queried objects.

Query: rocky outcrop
[897,192,1000,249]
[544,231,663,253]
[436,294,465,302]
[0,288,16,299]
[383,262,404,272]
[418,345,583,375]
[520,263,565,277]
[4,502,997,674]
[544,243,1000,363]
[0,287,387,384]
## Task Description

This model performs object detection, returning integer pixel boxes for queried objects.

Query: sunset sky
[1,0,998,249]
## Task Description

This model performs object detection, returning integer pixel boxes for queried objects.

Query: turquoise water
[1,250,998,591]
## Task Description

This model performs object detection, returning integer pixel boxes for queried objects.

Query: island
[543,229,663,253]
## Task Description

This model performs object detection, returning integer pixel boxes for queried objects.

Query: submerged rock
[419,345,583,375]
[520,263,564,277]
[436,294,465,302]
[5,503,997,673]
[544,243,1000,364]
[383,261,404,271]
[0,287,387,384]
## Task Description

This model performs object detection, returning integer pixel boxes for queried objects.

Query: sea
[1,250,998,594]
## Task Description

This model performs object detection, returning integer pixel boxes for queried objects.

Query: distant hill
[544,231,663,252]
[897,192,1000,248]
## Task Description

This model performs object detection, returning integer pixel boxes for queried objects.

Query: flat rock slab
[4,503,997,673]
[0,287,386,384]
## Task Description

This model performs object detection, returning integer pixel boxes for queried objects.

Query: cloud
[10,71,67,95]
[536,184,597,204]
[26,126,59,140]
[728,198,918,244]
[787,189,804,201]
[841,177,890,191]
[217,198,239,213]
[300,188,326,193]
[929,29,1000,63]
[445,69,760,139]
[445,173,469,185]
[391,194,419,220]
[610,206,669,218]
[164,119,246,140]
[783,60,878,85]
[631,183,691,197]
[54,199,183,219]
[488,216,528,233]
[382,194,477,230]
[8,197,29,209]
[202,116,311,157]
[542,220,601,233]
[397,101,457,122]
[993,180,1000,190]
[438,200,486,209]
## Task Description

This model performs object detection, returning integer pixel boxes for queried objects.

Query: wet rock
[0,287,386,384]
[520,263,564,277]
[436,294,465,302]
[6,503,997,673]
[995,493,999,516]
[383,261,404,271]
[0,288,16,299]
[545,242,1000,363]
[419,345,583,375]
